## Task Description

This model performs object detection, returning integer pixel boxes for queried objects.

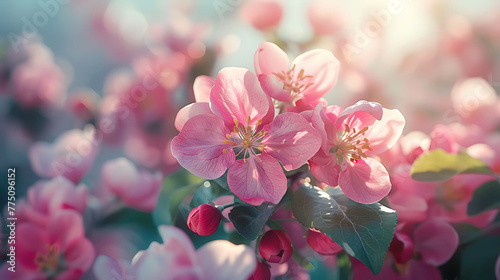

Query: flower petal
[197,240,256,280]
[174,102,213,131]
[254,42,289,75]
[309,150,340,187]
[48,211,85,246]
[292,49,340,102]
[172,114,235,179]
[64,238,95,271]
[262,113,321,170]
[210,67,271,127]
[414,219,459,267]
[258,74,292,102]
[228,154,287,205]
[193,75,215,102]
[364,108,405,155]
[338,158,391,204]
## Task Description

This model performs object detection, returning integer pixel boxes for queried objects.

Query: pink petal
[48,211,85,246]
[338,100,383,122]
[308,104,338,153]
[210,67,271,127]
[429,124,460,154]
[175,102,213,131]
[414,219,459,266]
[309,150,340,187]
[262,113,321,170]
[407,260,442,280]
[364,108,405,155]
[258,74,292,102]
[193,75,215,102]
[197,240,256,280]
[228,154,287,205]
[389,232,415,264]
[17,223,49,270]
[388,192,427,223]
[171,114,235,179]
[338,158,391,204]
[292,49,340,102]
[254,42,289,75]
[64,238,95,271]
[102,157,139,200]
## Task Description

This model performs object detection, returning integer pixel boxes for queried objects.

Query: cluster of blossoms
[173,42,405,206]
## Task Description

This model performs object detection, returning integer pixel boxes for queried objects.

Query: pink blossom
[450,78,499,132]
[308,1,345,36]
[29,127,99,183]
[101,157,162,212]
[172,67,321,205]
[240,0,283,31]
[174,75,215,131]
[254,42,340,110]
[9,211,95,279]
[93,225,256,280]
[17,176,88,227]
[306,101,405,203]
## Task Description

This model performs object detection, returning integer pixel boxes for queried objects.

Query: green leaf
[153,169,204,226]
[291,184,397,274]
[228,204,276,240]
[211,170,230,191]
[467,180,500,216]
[411,149,493,182]
[453,223,483,245]
[460,236,500,280]
[190,181,231,208]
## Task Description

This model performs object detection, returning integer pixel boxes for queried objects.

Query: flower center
[35,244,61,272]
[274,64,314,103]
[332,125,372,163]
[222,116,267,162]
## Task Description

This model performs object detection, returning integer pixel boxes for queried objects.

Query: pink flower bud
[247,260,271,280]
[259,230,293,264]
[389,232,414,264]
[187,204,222,236]
[307,229,343,255]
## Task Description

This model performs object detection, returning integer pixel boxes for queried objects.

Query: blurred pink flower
[18,176,88,227]
[11,56,66,109]
[240,0,283,31]
[307,229,343,255]
[172,67,321,205]
[94,225,256,280]
[101,157,162,212]
[305,101,405,203]
[29,127,99,183]
[254,42,340,111]
[308,1,345,36]
[450,78,499,132]
[4,211,95,279]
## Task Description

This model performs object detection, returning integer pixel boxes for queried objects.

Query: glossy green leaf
[153,169,204,226]
[453,223,483,245]
[211,170,230,191]
[411,149,493,182]
[460,236,500,280]
[467,180,500,216]
[190,181,231,208]
[292,184,397,274]
[228,204,276,240]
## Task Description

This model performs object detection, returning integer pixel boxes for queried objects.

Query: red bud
[259,230,293,264]
[187,204,221,236]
